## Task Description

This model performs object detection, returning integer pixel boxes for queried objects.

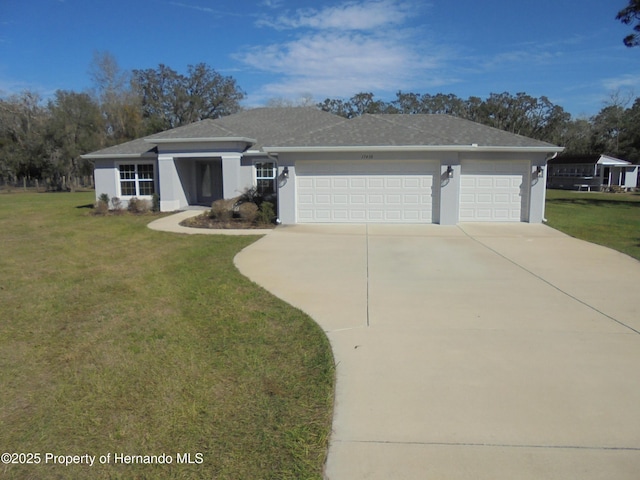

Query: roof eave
[81,152,157,160]
[263,145,564,154]
[145,136,256,145]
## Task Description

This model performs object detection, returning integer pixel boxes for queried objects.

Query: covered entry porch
[157,152,245,212]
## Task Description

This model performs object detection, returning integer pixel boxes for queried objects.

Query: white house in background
[83,107,564,225]
[547,154,639,191]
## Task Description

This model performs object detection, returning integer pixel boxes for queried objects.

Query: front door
[196,160,223,206]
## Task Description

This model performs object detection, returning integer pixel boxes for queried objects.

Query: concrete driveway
[234,223,640,479]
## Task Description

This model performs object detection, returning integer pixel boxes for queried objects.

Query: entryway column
[158,154,188,211]
[220,153,243,199]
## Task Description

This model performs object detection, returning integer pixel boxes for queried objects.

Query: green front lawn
[0,192,334,479]
[545,189,640,261]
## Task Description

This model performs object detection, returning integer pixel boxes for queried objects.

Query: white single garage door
[296,161,437,223]
[459,161,529,222]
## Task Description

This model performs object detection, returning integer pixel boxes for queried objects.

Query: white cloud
[260,0,285,9]
[237,0,449,102]
[602,73,640,92]
[167,1,242,17]
[257,0,411,31]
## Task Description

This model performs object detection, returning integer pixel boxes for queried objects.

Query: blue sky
[1,0,638,117]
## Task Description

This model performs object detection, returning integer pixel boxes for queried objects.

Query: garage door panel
[477,178,494,188]
[297,161,436,223]
[494,177,512,188]
[368,178,384,188]
[460,161,528,222]
[298,178,313,188]
[494,193,511,203]
[316,194,331,204]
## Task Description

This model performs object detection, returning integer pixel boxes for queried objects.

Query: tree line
[0,52,244,188]
[1,52,640,188]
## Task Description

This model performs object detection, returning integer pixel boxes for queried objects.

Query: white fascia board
[81,152,157,160]
[263,145,565,154]
[598,155,630,165]
[145,137,256,145]
[243,150,271,156]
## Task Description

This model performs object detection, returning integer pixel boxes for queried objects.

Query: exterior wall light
[535,166,543,178]
[446,165,454,179]
[282,166,289,178]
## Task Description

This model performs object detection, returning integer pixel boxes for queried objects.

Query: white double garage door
[296,160,529,223]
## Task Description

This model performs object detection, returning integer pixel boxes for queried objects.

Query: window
[118,163,155,196]
[255,162,276,195]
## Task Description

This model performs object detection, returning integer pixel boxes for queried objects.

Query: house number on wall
[361,154,374,159]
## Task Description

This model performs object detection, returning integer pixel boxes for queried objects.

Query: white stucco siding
[93,159,118,202]
[459,160,530,222]
[295,160,438,223]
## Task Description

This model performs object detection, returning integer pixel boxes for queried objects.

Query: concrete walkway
[234,223,640,480]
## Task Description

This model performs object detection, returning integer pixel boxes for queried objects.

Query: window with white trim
[255,162,276,195]
[118,163,155,196]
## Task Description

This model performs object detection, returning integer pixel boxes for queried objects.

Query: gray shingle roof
[84,108,560,158]
[82,136,157,158]
[269,114,558,148]
[145,118,239,140]
[213,107,347,149]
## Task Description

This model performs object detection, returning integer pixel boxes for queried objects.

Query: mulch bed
[180,212,276,230]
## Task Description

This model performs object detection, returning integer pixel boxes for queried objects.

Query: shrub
[111,197,122,211]
[127,197,150,214]
[256,201,275,225]
[151,193,160,212]
[235,187,261,206]
[237,202,259,223]
[210,199,233,222]
[93,199,109,216]
[93,193,110,215]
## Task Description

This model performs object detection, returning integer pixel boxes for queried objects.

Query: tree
[475,92,569,141]
[390,91,424,114]
[45,90,104,187]
[556,118,593,155]
[0,91,48,181]
[348,92,386,117]
[266,93,315,108]
[89,51,143,144]
[617,0,640,47]
[590,91,634,155]
[619,98,640,160]
[318,92,387,118]
[132,63,245,133]
[317,97,352,118]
